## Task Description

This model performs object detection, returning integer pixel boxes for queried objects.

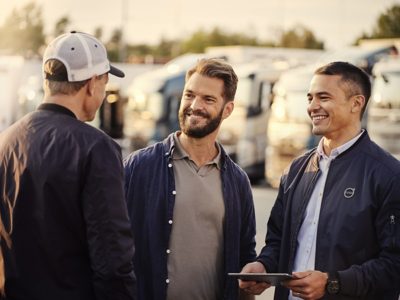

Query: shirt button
[172,190,176,195]
[166,279,170,284]
[166,249,171,254]
[168,219,173,224]
[168,163,172,168]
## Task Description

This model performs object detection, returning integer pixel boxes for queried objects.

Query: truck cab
[218,62,283,181]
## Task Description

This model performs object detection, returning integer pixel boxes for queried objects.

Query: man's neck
[322,125,362,156]
[178,132,219,168]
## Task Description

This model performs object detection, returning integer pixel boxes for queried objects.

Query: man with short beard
[124,58,257,300]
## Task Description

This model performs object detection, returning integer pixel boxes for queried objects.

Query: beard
[179,106,224,138]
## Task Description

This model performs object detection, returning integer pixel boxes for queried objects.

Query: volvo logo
[344,188,355,198]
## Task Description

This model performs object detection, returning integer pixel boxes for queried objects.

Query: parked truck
[367,56,400,159]
[218,61,286,181]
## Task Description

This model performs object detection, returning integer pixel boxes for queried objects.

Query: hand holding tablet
[228,273,293,286]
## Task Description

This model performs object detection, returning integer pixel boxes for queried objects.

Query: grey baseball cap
[43,31,124,82]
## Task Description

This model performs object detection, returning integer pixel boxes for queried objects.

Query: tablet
[228,273,293,286]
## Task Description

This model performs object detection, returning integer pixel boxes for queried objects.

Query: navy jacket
[0,104,136,300]
[124,133,257,300]
[258,131,400,299]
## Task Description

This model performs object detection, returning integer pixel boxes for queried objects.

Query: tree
[180,27,261,53]
[106,28,124,62]
[0,2,45,57]
[277,25,324,49]
[371,5,400,38]
[53,16,70,37]
[355,5,400,43]
[93,27,103,40]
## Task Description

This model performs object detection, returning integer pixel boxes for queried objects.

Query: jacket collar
[335,130,370,160]
[38,103,77,119]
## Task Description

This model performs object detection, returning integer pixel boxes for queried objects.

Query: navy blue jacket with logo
[258,131,400,299]
[123,133,257,300]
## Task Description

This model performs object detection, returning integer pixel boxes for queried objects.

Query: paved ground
[252,185,277,300]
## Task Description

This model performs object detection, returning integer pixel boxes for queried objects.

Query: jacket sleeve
[256,179,285,273]
[82,138,136,300]
[338,173,400,297]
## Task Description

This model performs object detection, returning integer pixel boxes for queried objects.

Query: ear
[351,95,365,114]
[222,101,234,119]
[86,76,96,96]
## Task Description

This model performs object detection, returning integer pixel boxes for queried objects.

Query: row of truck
[123,45,400,186]
[1,44,399,187]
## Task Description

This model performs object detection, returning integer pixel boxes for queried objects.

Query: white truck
[367,57,400,159]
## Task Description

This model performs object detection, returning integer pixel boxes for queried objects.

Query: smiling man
[240,61,400,300]
[124,58,257,300]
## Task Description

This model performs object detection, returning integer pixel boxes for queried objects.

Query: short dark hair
[43,59,89,95]
[314,61,371,118]
[186,58,238,102]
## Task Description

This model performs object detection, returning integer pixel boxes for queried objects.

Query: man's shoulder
[124,140,166,168]
[361,138,400,175]
[220,147,250,182]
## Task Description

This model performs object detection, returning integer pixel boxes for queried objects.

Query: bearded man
[124,58,257,300]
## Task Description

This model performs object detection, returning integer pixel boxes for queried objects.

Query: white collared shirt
[289,130,364,300]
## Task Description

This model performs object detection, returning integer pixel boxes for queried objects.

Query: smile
[312,115,328,121]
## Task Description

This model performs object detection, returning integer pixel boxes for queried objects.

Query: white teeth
[313,115,327,120]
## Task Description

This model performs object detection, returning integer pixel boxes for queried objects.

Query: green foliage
[53,16,70,37]
[0,2,45,57]
[0,3,325,61]
[93,27,103,39]
[372,5,400,38]
[106,29,124,62]
[278,25,324,49]
[180,27,259,53]
[355,4,400,43]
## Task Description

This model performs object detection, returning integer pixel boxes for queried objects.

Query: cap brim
[109,65,125,78]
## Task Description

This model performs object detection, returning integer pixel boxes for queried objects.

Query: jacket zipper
[289,169,320,270]
[390,214,396,249]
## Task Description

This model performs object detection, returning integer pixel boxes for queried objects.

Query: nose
[190,96,203,110]
[308,97,320,112]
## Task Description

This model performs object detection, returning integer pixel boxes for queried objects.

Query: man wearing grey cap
[0,31,136,300]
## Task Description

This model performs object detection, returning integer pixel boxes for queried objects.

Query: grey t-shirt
[166,133,225,300]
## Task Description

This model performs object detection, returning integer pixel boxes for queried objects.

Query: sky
[1,0,400,50]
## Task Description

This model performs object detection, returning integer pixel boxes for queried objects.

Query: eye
[205,97,216,103]
[320,96,329,102]
[183,92,194,100]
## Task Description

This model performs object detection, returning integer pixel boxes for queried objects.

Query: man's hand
[238,262,270,295]
[283,270,328,300]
